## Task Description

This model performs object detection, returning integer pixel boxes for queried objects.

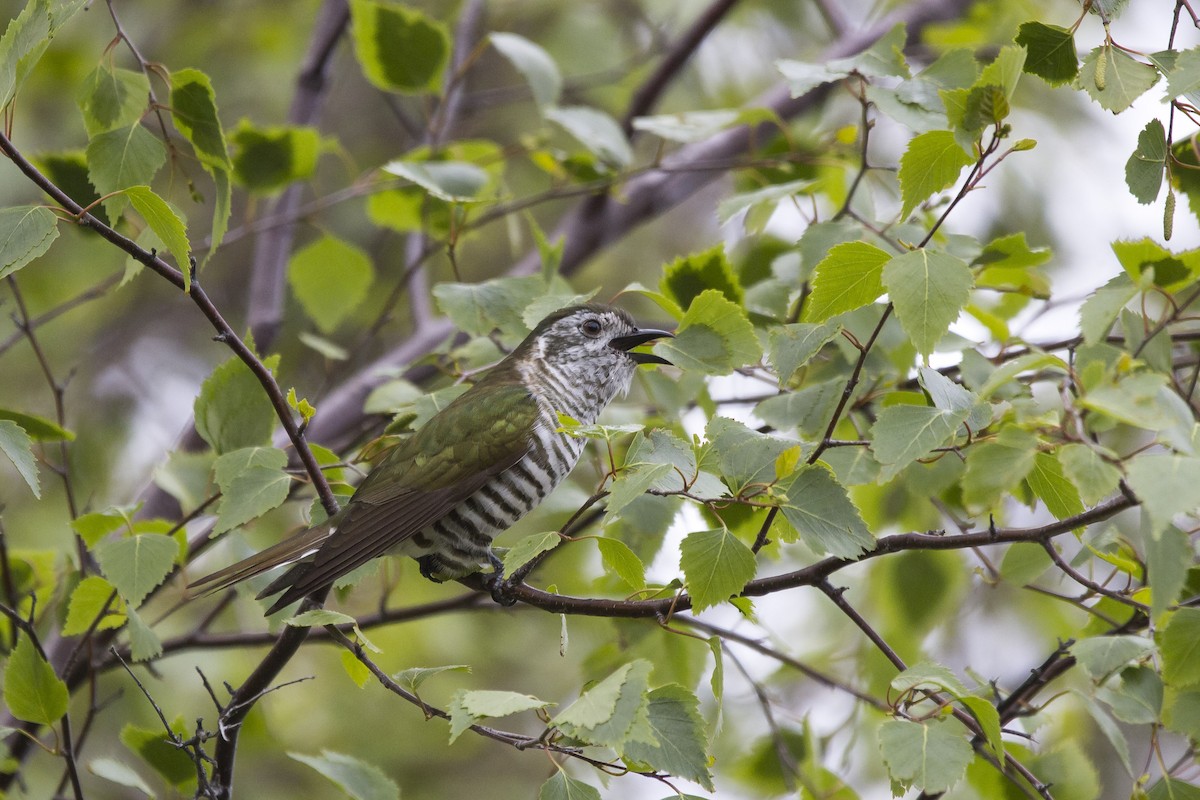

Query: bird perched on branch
[191,304,673,614]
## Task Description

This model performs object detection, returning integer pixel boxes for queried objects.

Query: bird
[190,303,673,614]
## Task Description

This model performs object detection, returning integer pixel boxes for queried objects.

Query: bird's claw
[483,552,518,606]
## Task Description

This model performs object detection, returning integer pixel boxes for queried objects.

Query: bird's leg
[481,550,518,607]
[417,555,446,583]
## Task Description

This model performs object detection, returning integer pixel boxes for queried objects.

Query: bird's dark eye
[581,318,603,337]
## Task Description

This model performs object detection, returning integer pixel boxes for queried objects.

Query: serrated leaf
[918,366,991,431]
[962,429,1037,510]
[878,718,972,794]
[3,634,68,725]
[1078,45,1159,113]
[95,534,179,607]
[169,67,230,169]
[960,696,1004,757]
[0,419,40,497]
[433,275,544,339]
[556,659,653,748]
[1016,22,1079,86]
[768,321,842,383]
[212,446,292,534]
[86,123,166,225]
[1098,666,1163,724]
[1077,692,1132,775]
[0,0,52,111]
[716,178,814,231]
[1126,119,1168,204]
[63,576,125,635]
[460,690,551,718]
[288,235,374,333]
[655,289,760,375]
[1144,524,1190,623]
[1058,444,1121,506]
[622,684,713,790]
[350,0,448,94]
[538,772,601,800]
[545,105,632,168]
[1126,454,1200,536]
[898,130,974,219]
[88,758,155,798]
[660,245,742,310]
[870,404,970,482]
[0,204,59,280]
[1165,46,1200,101]
[802,241,890,323]
[382,159,490,202]
[124,186,191,281]
[77,65,148,136]
[490,32,561,107]
[891,660,969,697]
[679,528,756,611]
[882,249,974,356]
[290,750,400,800]
[502,531,561,577]
[777,463,873,558]
[606,462,673,522]
[1026,451,1084,521]
[193,354,280,454]
[596,537,646,591]
[1162,608,1200,687]
[0,408,72,442]
[1079,272,1136,345]
[1071,635,1155,680]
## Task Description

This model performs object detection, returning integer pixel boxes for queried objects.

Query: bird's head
[517,304,673,407]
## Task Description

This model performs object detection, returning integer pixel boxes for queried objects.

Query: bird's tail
[188,519,336,599]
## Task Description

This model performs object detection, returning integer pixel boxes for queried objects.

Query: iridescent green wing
[275,381,541,601]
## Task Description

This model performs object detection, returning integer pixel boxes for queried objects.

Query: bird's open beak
[610,328,674,365]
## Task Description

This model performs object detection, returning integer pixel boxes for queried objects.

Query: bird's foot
[482,552,518,607]
[417,555,447,583]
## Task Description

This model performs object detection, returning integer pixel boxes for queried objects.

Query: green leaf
[962,428,1037,510]
[212,447,292,534]
[77,65,148,137]
[660,245,742,310]
[705,416,793,493]
[1058,444,1121,506]
[554,659,653,748]
[1025,451,1084,521]
[0,408,72,442]
[1079,273,1135,345]
[3,634,68,725]
[898,130,974,219]
[891,660,969,697]
[433,275,545,339]
[606,463,673,522]
[802,241,890,323]
[349,0,449,94]
[1148,778,1200,800]
[230,122,320,193]
[0,419,40,497]
[1077,691,1132,775]
[502,531,561,577]
[1162,608,1200,688]
[679,528,757,611]
[87,758,155,798]
[86,123,167,225]
[622,684,713,790]
[1098,666,1163,725]
[287,235,375,333]
[459,690,551,718]
[918,366,991,432]
[1126,454,1200,536]
[999,542,1053,586]
[490,32,561,108]
[1071,635,1155,680]
[290,750,400,800]
[716,178,814,232]
[1144,524,1190,623]
[878,718,972,794]
[1126,119,1168,204]
[63,576,124,636]
[538,772,602,800]
[392,664,470,695]
[633,108,752,143]
[1077,45,1159,113]
[545,105,633,168]
[0,0,52,111]
[121,720,194,788]
[153,450,215,515]
[124,186,191,280]
[655,289,761,376]
[768,321,842,383]
[383,159,490,202]
[1111,237,1200,289]
[870,404,970,482]
[776,463,873,558]
[882,249,974,356]
[1015,22,1079,86]
[286,609,357,628]
[960,696,1004,758]
[1165,46,1200,101]
[169,68,230,169]
[596,537,646,591]
[95,534,179,607]
[194,353,280,454]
